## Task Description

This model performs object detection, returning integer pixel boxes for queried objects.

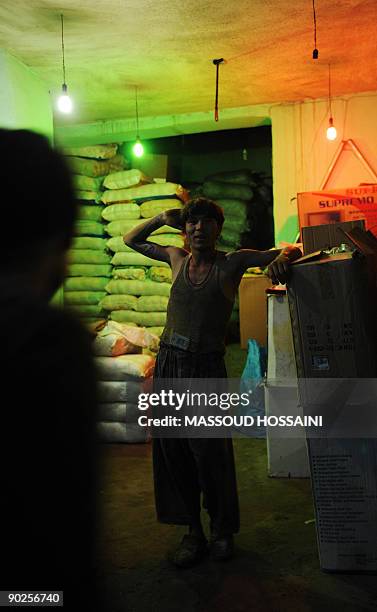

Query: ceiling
[0,0,376,130]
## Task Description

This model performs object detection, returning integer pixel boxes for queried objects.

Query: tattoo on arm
[123,215,170,263]
[131,240,169,263]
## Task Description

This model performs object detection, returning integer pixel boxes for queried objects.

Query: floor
[96,344,377,612]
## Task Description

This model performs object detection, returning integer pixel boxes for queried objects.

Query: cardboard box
[297,185,377,241]
[287,243,377,572]
[288,252,377,379]
[239,275,271,349]
[302,219,365,255]
[265,385,310,478]
[307,438,377,572]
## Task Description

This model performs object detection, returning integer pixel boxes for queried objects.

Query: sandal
[170,534,208,568]
[209,533,234,561]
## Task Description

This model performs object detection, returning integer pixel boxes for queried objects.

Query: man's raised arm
[123,208,184,265]
[230,245,302,284]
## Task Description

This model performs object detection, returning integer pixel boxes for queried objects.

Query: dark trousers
[152,343,240,535]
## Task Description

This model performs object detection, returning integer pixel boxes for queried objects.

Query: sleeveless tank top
[160,252,234,354]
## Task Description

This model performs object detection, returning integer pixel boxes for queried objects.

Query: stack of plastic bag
[101,176,188,206]
[64,237,111,325]
[94,321,158,443]
[64,143,125,203]
[101,279,171,337]
[101,174,186,248]
[201,170,255,251]
[99,172,188,334]
[63,144,126,326]
[198,169,274,251]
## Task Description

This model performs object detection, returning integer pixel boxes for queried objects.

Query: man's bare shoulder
[167,246,188,261]
[167,246,189,280]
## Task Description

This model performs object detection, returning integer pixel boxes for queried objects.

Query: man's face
[185,214,220,250]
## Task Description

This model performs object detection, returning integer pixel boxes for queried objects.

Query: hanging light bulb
[326,117,337,141]
[132,86,144,157]
[325,63,336,141]
[57,15,73,114]
[58,83,73,113]
[133,137,144,157]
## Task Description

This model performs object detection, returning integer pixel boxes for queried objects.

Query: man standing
[124,197,300,568]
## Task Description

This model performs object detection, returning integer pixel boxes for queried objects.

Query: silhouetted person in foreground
[0,129,101,608]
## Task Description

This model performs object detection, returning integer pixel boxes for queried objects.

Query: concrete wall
[271,91,377,244]
[0,49,59,302]
[0,49,53,140]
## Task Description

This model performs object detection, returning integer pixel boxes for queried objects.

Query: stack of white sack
[101,279,171,335]
[94,321,157,443]
[101,175,188,206]
[196,168,274,252]
[64,143,125,203]
[64,263,109,324]
[99,175,188,334]
[201,170,255,250]
[65,228,111,325]
[62,144,127,326]
[102,175,186,260]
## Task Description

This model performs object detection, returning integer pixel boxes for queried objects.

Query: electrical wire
[135,86,140,137]
[328,63,333,117]
[61,14,66,84]
[312,0,318,58]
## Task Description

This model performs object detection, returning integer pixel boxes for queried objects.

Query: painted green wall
[0,49,53,140]
[0,49,61,303]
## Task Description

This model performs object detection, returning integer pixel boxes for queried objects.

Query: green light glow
[133,139,144,157]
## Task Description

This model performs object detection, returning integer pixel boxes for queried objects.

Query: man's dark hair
[181,197,224,230]
[1,129,76,264]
